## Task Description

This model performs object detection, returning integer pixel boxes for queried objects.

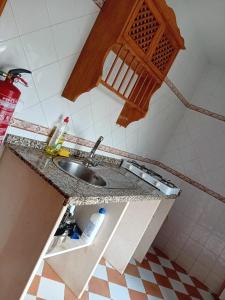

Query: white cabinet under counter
[0,147,66,300]
[0,138,177,300]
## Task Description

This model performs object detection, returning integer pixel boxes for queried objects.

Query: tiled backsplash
[154,62,225,294]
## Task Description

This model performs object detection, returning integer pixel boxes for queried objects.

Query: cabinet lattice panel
[151,33,175,72]
[128,1,159,54]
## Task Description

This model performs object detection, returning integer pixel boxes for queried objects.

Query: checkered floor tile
[26,247,219,300]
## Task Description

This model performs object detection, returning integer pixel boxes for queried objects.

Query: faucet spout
[83,136,104,167]
[89,136,104,159]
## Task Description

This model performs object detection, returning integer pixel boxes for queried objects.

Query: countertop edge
[6,144,175,206]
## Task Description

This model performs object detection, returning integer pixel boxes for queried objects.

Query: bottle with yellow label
[45,117,69,156]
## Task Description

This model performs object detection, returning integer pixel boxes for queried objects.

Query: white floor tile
[169,278,188,294]
[177,271,195,286]
[198,289,215,300]
[109,283,130,300]
[138,267,157,284]
[149,261,166,276]
[36,260,44,276]
[129,257,137,265]
[125,274,145,293]
[160,286,179,300]
[158,257,174,269]
[37,277,65,300]
[93,264,108,281]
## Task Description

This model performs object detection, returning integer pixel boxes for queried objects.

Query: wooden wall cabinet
[62,0,185,127]
[0,0,7,15]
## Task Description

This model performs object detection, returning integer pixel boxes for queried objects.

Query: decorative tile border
[150,160,225,203]
[9,117,225,203]
[11,117,51,136]
[165,77,225,122]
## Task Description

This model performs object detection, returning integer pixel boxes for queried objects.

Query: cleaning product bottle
[81,208,106,244]
[45,117,69,156]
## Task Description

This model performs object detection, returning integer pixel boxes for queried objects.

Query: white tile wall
[1,0,206,161]
[154,62,225,294]
[33,63,63,101]
[52,19,83,60]
[21,27,57,70]
[0,37,29,69]
[191,65,225,115]
[11,0,50,35]
[47,0,79,25]
[166,0,208,100]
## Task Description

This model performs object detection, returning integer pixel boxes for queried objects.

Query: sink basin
[53,158,107,187]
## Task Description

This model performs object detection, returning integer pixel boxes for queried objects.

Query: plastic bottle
[81,208,106,244]
[45,117,69,156]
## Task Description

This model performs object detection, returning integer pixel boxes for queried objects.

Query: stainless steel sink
[53,157,107,187]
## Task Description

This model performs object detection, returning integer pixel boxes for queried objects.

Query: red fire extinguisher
[0,68,31,145]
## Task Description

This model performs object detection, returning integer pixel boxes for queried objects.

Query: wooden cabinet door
[0,0,7,16]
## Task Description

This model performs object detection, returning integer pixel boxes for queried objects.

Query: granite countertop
[5,136,174,206]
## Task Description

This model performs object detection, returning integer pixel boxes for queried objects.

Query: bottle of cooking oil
[45,117,69,156]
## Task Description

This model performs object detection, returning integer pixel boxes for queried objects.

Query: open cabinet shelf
[46,202,129,299]
[44,238,90,259]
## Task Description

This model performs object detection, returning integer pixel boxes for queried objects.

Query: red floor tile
[128,289,148,300]
[27,275,41,296]
[42,263,63,283]
[64,286,77,300]
[142,280,163,298]
[99,257,106,266]
[154,247,169,259]
[212,293,220,300]
[64,287,88,300]
[89,277,110,298]
[137,259,151,270]
[176,291,192,300]
[146,252,161,264]
[107,268,127,287]
[184,283,203,299]
[191,276,209,291]
[154,273,173,289]
[125,263,140,277]
[164,266,180,280]
[171,261,187,274]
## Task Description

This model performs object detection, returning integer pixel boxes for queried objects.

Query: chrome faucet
[83,136,104,167]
